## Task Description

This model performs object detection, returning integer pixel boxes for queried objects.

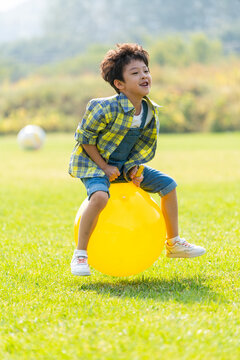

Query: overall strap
[140,100,148,129]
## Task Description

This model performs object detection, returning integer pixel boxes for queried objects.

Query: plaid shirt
[69,92,161,179]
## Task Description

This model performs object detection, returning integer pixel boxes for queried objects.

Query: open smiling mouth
[140,81,149,87]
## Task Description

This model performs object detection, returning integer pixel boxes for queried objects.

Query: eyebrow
[128,66,148,71]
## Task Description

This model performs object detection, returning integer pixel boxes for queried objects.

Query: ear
[113,79,125,91]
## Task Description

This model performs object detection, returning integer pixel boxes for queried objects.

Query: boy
[69,43,206,276]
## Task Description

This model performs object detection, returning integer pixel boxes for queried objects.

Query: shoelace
[76,256,88,264]
[175,238,192,248]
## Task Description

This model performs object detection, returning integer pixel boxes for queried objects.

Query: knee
[90,191,109,211]
[167,187,177,196]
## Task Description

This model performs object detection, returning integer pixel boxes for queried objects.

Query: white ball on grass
[17,125,46,150]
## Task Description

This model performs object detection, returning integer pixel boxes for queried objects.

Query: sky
[0,0,27,12]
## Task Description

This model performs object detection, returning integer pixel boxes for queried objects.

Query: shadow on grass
[71,276,226,304]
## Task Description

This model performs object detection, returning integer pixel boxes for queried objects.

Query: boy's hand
[129,166,144,187]
[103,165,120,182]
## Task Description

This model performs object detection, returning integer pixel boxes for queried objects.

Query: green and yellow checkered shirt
[69,92,161,179]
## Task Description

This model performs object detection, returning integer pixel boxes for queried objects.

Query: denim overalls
[108,100,148,176]
[81,100,177,198]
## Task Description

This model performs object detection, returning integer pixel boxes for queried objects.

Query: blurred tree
[0,0,239,66]
[189,34,223,63]
[44,0,240,54]
[150,36,189,66]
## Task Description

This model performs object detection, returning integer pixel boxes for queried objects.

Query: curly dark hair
[100,43,149,93]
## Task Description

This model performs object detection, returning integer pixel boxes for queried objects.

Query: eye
[132,72,138,75]
[144,69,149,73]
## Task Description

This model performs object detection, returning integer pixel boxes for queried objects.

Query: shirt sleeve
[74,100,106,145]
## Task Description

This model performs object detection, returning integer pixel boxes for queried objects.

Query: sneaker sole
[166,249,206,258]
[71,270,91,276]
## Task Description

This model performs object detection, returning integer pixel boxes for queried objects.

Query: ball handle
[135,165,144,177]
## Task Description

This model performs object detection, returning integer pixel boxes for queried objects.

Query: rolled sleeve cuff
[123,162,138,182]
[123,169,131,182]
[74,129,98,145]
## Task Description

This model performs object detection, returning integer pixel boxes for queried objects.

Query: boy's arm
[75,100,107,145]
[82,144,120,182]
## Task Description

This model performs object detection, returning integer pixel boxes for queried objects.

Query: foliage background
[0,0,240,134]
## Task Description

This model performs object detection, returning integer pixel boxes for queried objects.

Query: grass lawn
[0,132,239,360]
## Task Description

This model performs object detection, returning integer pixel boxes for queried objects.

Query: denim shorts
[81,165,177,199]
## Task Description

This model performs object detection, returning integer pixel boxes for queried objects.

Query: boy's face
[114,59,152,99]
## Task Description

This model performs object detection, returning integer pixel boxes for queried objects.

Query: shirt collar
[143,96,162,110]
[118,92,162,113]
[118,92,135,113]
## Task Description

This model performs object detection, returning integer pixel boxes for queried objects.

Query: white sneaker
[166,238,206,258]
[71,251,91,276]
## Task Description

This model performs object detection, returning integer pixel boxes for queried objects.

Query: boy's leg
[77,191,108,250]
[160,188,205,258]
[160,188,178,239]
[139,165,178,238]
[140,166,206,258]
[71,177,110,276]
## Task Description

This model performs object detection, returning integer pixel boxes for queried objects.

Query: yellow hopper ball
[74,182,166,277]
